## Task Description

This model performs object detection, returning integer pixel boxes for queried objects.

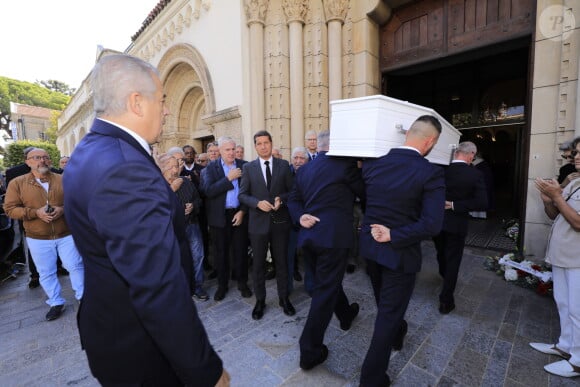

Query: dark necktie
[312,153,316,160]
[265,160,272,190]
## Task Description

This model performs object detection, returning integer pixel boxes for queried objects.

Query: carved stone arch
[157,43,215,116]
[78,126,87,142]
[67,136,75,156]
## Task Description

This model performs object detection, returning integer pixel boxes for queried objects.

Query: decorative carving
[283,0,309,24]
[323,0,349,24]
[202,106,241,125]
[244,0,269,25]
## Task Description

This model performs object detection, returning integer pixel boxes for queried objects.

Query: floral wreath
[484,253,553,296]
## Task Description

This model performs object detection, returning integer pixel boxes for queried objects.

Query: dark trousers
[361,260,416,387]
[433,231,466,304]
[249,221,290,300]
[300,246,350,363]
[210,210,249,290]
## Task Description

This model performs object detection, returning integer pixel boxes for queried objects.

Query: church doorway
[384,41,530,251]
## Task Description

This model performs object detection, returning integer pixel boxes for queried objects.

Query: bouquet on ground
[484,253,553,296]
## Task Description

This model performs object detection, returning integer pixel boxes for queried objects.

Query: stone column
[244,0,269,132]
[323,0,349,103]
[283,0,309,149]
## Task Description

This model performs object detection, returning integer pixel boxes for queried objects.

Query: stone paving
[1,242,579,387]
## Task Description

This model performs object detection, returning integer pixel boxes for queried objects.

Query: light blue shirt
[221,159,240,209]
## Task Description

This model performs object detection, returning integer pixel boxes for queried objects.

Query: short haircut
[23,146,36,157]
[92,54,158,117]
[304,130,317,140]
[291,146,308,158]
[455,141,477,155]
[166,146,184,157]
[156,153,177,171]
[253,130,272,144]
[559,140,573,151]
[206,141,218,150]
[409,115,442,137]
[317,130,330,150]
[218,136,236,147]
[182,145,196,153]
[236,145,244,150]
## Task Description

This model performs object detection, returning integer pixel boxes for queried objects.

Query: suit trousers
[300,246,350,363]
[361,260,416,387]
[433,231,466,305]
[210,211,249,290]
[249,220,290,300]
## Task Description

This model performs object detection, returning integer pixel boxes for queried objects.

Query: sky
[0,0,161,90]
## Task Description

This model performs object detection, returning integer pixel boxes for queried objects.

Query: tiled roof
[131,0,172,42]
[10,103,58,118]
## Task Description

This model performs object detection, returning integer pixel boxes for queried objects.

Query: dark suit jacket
[181,163,204,190]
[441,162,488,235]
[63,119,222,385]
[201,158,247,228]
[360,148,445,273]
[288,152,364,249]
[238,157,293,234]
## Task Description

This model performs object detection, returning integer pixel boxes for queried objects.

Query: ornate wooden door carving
[380,0,535,71]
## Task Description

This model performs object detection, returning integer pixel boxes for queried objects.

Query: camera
[45,203,55,214]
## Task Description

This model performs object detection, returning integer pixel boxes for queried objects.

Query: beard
[37,166,50,174]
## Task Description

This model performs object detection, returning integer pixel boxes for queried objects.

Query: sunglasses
[572,150,579,158]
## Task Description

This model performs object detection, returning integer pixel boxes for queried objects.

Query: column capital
[244,0,269,26]
[283,0,309,25]
[323,0,349,24]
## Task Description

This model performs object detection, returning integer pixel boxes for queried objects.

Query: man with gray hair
[304,130,318,161]
[433,141,488,314]
[63,54,227,386]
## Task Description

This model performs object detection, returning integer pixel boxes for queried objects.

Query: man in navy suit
[288,131,364,370]
[433,141,487,314]
[201,136,252,301]
[63,54,227,386]
[239,130,295,320]
[359,115,445,386]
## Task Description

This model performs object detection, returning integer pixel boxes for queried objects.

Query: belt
[225,207,240,213]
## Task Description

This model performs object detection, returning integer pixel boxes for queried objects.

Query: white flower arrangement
[504,268,519,281]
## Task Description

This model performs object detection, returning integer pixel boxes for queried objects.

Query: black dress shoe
[279,297,296,316]
[392,320,408,351]
[28,276,40,289]
[252,299,266,320]
[439,302,455,314]
[239,285,253,298]
[293,270,303,281]
[265,269,276,280]
[213,287,228,301]
[340,302,359,330]
[300,345,328,370]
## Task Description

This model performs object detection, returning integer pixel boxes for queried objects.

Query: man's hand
[562,172,580,188]
[257,200,274,212]
[273,196,282,211]
[51,206,64,220]
[214,369,231,387]
[444,201,453,210]
[232,211,244,226]
[300,214,320,228]
[227,168,242,181]
[370,224,391,243]
[185,203,193,216]
[36,207,54,223]
[170,178,183,192]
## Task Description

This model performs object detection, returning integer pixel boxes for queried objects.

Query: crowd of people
[1,53,579,385]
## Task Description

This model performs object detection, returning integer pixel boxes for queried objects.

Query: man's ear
[128,92,143,117]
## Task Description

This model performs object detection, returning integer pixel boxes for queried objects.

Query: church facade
[57,0,580,260]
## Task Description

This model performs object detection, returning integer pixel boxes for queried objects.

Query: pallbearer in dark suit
[239,130,295,320]
[360,115,445,386]
[433,141,487,314]
[63,54,227,386]
[288,131,364,370]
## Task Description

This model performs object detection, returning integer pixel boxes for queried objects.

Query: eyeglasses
[572,150,579,158]
[27,156,51,161]
[198,159,208,163]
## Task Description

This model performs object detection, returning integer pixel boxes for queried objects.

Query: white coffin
[327,95,461,165]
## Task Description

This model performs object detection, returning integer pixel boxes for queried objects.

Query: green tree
[0,76,70,133]
[44,111,60,143]
[37,79,76,96]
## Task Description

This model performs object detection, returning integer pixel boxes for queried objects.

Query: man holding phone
[3,147,84,321]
